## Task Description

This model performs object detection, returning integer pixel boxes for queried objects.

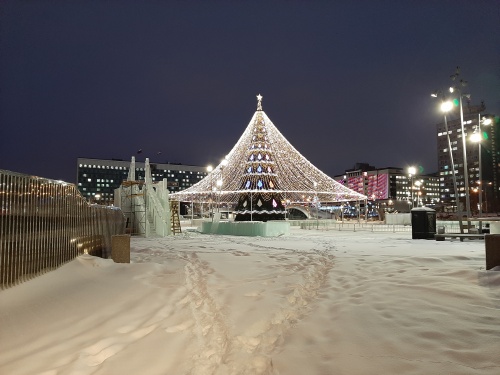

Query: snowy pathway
[0,230,499,375]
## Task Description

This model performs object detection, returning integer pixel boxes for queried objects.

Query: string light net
[170,95,367,206]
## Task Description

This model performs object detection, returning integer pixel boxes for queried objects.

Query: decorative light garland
[171,95,368,204]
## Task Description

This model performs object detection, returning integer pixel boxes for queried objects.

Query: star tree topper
[257,94,263,111]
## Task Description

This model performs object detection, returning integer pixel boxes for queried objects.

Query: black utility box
[411,207,436,240]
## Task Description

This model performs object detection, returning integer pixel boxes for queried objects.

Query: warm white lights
[408,166,417,176]
[171,100,367,204]
[482,117,492,126]
[470,132,481,143]
[440,101,453,112]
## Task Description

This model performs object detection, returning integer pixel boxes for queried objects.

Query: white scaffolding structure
[114,157,175,237]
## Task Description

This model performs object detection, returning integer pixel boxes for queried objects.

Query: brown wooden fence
[0,170,126,289]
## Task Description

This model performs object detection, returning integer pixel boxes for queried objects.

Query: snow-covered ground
[1,227,499,375]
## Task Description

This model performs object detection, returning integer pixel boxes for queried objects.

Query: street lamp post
[485,182,492,212]
[470,116,492,218]
[216,179,223,213]
[206,165,213,219]
[408,166,416,209]
[313,181,318,229]
[457,88,472,221]
[219,157,228,217]
[432,92,464,233]
[414,180,422,206]
[449,67,472,226]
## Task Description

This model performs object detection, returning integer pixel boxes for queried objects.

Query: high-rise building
[334,163,440,211]
[436,103,498,213]
[77,157,208,205]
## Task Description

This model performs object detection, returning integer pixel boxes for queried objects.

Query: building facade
[334,163,440,211]
[77,157,208,205]
[436,103,498,213]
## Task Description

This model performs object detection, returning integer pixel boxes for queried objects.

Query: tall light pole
[207,165,213,219]
[449,67,472,224]
[414,180,422,206]
[219,157,228,216]
[408,166,416,209]
[470,116,492,218]
[216,179,223,213]
[432,91,464,233]
[313,181,318,228]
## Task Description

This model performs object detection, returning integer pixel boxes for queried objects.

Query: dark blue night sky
[1,0,499,183]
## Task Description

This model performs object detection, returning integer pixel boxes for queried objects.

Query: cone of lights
[170,95,367,215]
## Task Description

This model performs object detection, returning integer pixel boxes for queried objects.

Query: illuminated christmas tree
[233,95,286,221]
[170,94,367,217]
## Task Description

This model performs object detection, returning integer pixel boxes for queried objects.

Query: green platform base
[201,221,290,237]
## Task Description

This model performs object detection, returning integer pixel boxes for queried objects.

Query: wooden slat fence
[0,170,126,289]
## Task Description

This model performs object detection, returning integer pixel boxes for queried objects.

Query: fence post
[485,234,500,270]
[112,234,131,263]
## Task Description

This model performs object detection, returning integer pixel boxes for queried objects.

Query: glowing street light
[440,100,453,112]
[470,132,481,143]
[431,88,463,233]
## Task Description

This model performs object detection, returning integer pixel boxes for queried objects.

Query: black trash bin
[411,207,436,239]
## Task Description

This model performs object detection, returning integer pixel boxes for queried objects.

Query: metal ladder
[170,200,182,234]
